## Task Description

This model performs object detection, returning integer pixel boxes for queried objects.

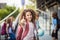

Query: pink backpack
[16,22,29,40]
[1,23,7,35]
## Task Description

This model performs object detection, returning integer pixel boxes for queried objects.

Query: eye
[27,15,29,16]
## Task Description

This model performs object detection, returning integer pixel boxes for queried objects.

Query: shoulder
[17,24,22,29]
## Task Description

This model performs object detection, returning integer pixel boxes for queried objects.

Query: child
[35,11,40,40]
[6,17,16,40]
[51,12,58,40]
[1,20,7,35]
[1,20,8,40]
[16,9,37,40]
[35,11,40,29]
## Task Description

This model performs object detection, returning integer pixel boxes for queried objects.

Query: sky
[0,0,34,8]
[0,0,32,8]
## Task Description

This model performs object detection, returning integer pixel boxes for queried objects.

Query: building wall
[58,7,60,19]
[0,3,6,9]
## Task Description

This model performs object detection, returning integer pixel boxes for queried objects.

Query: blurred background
[0,0,60,40]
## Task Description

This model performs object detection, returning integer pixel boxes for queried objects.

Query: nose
[29,15,32,18]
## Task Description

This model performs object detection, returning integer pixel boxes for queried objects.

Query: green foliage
[0,9,9,20]
[26,5,35,10]
[29,0,36,3]
[26,0,36,10]
[5,5,16,12]
[0,5,19,20]
[11,8,19,18]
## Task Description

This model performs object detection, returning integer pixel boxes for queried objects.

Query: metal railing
[0,8,18,23]
[0,8,19,40]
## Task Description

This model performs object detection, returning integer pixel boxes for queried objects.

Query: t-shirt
[51,18,57,30]
[8,27,13,33]
[23,22,34,40]
[7,23,13,34]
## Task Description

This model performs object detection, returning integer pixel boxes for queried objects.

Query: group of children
[1,9,60,40]
[1,16,16,40]
[1,9,40,40]
[16,9,40,40]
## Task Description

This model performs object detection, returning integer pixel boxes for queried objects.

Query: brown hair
[7,18,11,23]
[52,12,58,19]
[20,9,36,23]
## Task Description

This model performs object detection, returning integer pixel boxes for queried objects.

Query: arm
[6,24,9,36]
[6,24,9,34]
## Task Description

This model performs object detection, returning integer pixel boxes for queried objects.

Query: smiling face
[20,9,36,23]
[25,12,32,22]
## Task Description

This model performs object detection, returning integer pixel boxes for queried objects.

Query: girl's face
[25,12,32,22]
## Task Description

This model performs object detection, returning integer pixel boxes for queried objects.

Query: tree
[5,5,16,13]
[26,5,35,10]
[0,9,9,20]
[29,0,36,3]
[0,5,19,20]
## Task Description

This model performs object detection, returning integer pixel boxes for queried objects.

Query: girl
[6,17,16,40]
[1,20,8,40]
[16,9,37,40]
[35,11,40,40]
[51,12,58,40]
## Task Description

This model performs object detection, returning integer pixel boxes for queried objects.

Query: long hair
[7,17,12,27]
[17,9,36,40]
[20,9,36,23]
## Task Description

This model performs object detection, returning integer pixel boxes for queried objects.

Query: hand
[20,16,26,26]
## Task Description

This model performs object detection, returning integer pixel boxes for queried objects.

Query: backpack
[16,22,29,40]
[1,23,7,35]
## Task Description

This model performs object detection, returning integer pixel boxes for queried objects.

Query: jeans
[9,33,16,40]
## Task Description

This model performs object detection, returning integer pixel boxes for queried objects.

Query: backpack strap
[21,22,29,40]
[16,25,23,40]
